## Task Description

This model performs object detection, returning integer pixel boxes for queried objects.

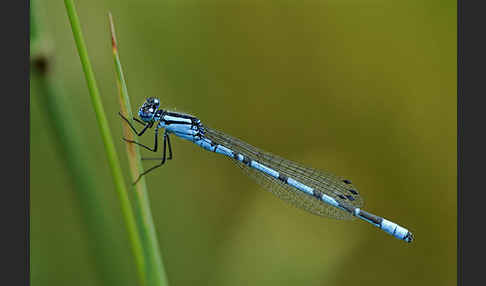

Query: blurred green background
[30,0,456,285]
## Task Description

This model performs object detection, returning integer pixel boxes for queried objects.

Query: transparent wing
[204,127,364,220]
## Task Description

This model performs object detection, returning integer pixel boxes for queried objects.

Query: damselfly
[120,97,414,243]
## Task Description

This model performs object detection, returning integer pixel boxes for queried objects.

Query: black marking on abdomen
[242,156,251,166]
[342,179,352,184]
[338,194,346,200]
[233,152,239,160]
[209,141,218,152]
[313,190,322,199]
[358,210,383,225]
[339,203,355,214]
[278,173,288,183]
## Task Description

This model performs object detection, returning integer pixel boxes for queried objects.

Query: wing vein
[204,127,363,220]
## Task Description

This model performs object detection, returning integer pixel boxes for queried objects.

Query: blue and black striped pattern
[123,97,414,243]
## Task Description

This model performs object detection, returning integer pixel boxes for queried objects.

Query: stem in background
[30,1,131,285]
[63,1,146,285]
[109,12,170,286]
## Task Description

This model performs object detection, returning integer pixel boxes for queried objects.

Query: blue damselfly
[120,97,414,243]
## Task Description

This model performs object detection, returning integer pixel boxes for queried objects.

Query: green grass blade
[63,1,147,285]
[109,13,170,286]
[30,1,133,285]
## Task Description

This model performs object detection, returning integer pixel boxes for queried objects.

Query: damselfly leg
[119,112,174,183]
[141,134,173,161]
[118,112,152,136]
[133,131,171,184]
[123,127,159,152]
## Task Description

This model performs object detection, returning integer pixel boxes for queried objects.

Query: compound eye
[148,97,160,103]
[145,97,160,108]
[139,104,156,122]
[142,106,154,114]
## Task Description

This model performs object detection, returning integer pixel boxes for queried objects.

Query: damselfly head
[138,97,160,122]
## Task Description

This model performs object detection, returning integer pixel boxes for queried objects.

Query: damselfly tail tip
[404,231,414,243]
